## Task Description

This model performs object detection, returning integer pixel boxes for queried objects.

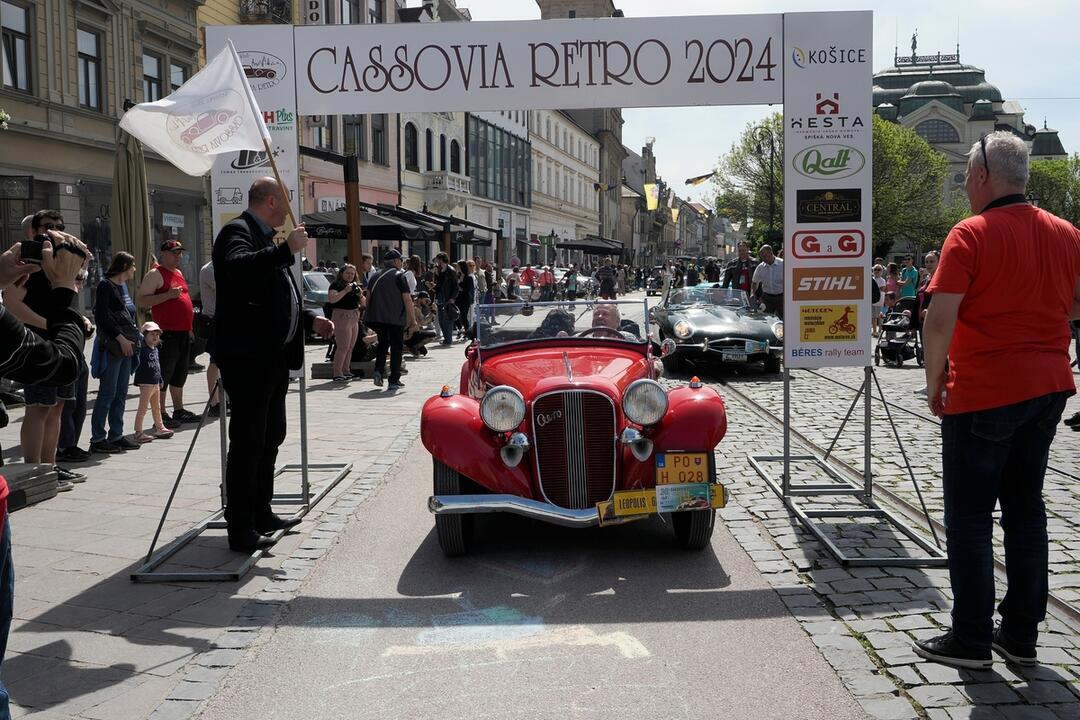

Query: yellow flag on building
[644,183,659,211]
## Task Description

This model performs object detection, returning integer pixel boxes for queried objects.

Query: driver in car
[589,303,640,339]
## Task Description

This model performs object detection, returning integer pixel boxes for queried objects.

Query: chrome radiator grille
[532,390,616,510]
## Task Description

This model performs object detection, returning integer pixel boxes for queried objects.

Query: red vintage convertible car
[421,299,729,556]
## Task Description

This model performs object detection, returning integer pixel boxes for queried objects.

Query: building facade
[529,109,599,266]
[1,0,205,296]
[465,110,531,264]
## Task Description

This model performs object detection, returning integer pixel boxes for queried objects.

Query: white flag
[119,42,270,176]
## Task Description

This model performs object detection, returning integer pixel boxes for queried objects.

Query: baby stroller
[875,296,923,367]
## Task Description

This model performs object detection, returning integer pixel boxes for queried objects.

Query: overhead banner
[293,14,784,114]
[782,11,873,369]
[206,25,300,241]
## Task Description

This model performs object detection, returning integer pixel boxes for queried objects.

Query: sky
[414,0,1080,206]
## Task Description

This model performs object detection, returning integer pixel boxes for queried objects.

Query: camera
[20,235,46,265]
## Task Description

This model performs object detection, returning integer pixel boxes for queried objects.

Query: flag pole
[224,38,299,230]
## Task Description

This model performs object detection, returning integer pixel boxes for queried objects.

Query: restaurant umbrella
[111,104,153,300]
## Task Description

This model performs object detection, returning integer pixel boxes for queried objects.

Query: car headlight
[673,320,693,339]
[480,386,526,432]
[772,321,784,340]
[622,379,669,426]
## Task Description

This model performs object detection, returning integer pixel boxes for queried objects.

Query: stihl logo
[791,229,865,259]
[792,267,864,301]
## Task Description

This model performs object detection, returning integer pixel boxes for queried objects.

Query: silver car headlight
[772,321,784,340]
[622,379,669,426]
[673,320,693,339]
[480,386,526,432]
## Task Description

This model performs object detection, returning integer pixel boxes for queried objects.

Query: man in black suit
[213,177,334,553]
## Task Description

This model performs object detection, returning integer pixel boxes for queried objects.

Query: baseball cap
[383,249,402,261]
[161,239,184,253]
[141,321,162,333]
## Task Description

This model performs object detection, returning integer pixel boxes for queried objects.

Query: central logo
[536,410,563,428]
[792,144,865,179]
[796,188,862,223]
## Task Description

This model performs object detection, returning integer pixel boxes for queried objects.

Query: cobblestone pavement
[0,341,468,719]
[657,360,1080,720]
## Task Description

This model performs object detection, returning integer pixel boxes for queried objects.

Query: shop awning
[302,210,438,242]
[555,234,624,255]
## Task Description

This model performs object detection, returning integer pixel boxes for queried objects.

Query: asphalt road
[199,446,867,720]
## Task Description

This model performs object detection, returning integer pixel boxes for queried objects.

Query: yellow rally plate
[597,484,725,526]
[655,452,710,485]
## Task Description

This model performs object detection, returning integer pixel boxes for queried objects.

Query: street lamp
[752,124,777,247]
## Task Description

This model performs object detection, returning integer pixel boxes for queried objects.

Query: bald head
[248,177,289,228]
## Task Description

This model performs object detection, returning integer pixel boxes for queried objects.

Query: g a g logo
[793,144,866,180]
[791,230,865,259]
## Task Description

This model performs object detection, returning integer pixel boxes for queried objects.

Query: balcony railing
[239,0,291,23]
[424,171,471,196]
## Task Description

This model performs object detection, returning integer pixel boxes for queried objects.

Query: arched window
[914,119,960,144]
[439,134,447,171]
[450,139,461,174]
[425,129,434,171]
[404,122,418,171]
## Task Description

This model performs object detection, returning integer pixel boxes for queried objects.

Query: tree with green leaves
[710,113,963,258]
[1028,156,1080,227]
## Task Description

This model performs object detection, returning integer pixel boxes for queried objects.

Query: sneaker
[162,414,182,429]
[372,371,384,387]
[133,431,154,444]
[173,409,200,424]
[54,466,86,483]
[399,367,409,375]
[113,436,141,451]
[89,440,123,455]
[388,381,405,391]
[57,446,91,462]
[332,375,349,383]
[913,631,992,669]
[56,479,74,492]
[154,427,175,439]
[1064,412,1080,427]
[992,626,1038,666]
[914,387,928,397]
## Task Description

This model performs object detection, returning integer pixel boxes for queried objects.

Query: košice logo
[790,46,867,68]
[791,47,807,68]
[793,145,865,179]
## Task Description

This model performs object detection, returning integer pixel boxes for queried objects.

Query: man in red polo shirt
[916,131,1080,670]
[137,240,198,427]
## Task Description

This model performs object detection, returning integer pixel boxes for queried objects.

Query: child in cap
[133,321,174,443]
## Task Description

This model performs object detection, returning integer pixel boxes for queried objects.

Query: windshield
[303,273,333,292]
[476,300,650,349]
[668,286,748,308]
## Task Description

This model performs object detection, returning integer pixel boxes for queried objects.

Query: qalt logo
[792,144,865,180]
[790,46,867,68]
[535,410,563,428]
[791,229,865,259]
[165,89,246,154]
[815,93,840,115]
[238,51,287,92]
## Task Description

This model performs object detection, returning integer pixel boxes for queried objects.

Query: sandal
[154,427,175,439]
[133,431,154,444]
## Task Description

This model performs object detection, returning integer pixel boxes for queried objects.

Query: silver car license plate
[722,350,747,362]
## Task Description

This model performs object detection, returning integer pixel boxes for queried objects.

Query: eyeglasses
[36,223,65,232]
[979,135,990,176]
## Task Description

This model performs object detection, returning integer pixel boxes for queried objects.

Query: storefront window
[151,192,201,281]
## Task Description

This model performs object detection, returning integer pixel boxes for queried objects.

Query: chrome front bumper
[428,494,601,527]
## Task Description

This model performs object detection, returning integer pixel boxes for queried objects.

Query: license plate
[597,483,726,525]
[656,452,710,485]
[744,340,768,353]
[722,350,747,362]
[656,483,711,513]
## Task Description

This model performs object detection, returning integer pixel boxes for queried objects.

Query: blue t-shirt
[900,267,919,298]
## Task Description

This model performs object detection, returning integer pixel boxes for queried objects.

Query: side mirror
[660,338,677,357]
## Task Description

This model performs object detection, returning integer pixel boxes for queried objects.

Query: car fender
[420,395,532,497]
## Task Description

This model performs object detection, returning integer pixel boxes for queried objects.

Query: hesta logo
[792,144,865,180]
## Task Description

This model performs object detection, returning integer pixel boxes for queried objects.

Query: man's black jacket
[212,212,315,371]
[0,285,84,386]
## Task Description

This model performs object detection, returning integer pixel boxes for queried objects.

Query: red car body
[421,328,729,556]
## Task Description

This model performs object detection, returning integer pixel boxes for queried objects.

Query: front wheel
[433,460,473,557]
[672,509,715,550]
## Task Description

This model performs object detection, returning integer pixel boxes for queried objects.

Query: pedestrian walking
[132,322,173,443]
[89,252,141,454]
[327,264,364,382]
[916,131,1080,669]
[365,249,418,390]
[212,177,334,553]
[455,260,475,337]
[596,257,617,300]
[433,253,459,344]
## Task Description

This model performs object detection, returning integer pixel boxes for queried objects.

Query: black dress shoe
[1063,411,1080,427]
[255,513,302,534]
[992,625,1037,666]
[227,530,276,554]
[913,631,992,669]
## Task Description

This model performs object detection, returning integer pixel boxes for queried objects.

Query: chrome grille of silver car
[532,390,617,510]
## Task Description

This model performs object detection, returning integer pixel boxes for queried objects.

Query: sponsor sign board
[293,14,784,114]
[206,26,300,242]
[796,188,861,223]
[783,12,872,368]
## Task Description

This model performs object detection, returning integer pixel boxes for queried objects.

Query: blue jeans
[0,518,13,720]
[90,355,132,443]
[437,305,455,345]
[941,391,1068,650]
